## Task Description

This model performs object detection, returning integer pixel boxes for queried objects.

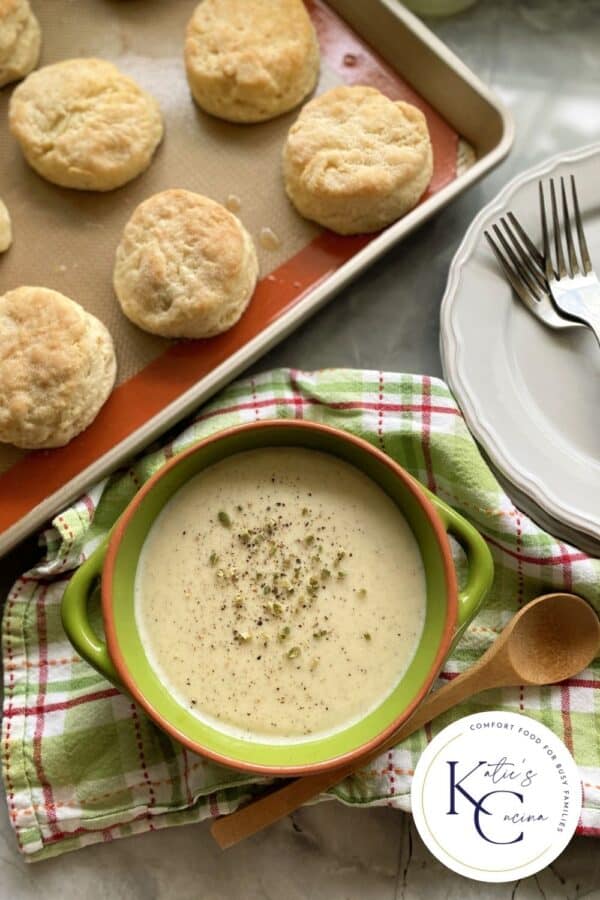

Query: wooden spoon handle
[211,662,501,849]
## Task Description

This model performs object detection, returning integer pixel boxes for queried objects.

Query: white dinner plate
[441,143,600,553]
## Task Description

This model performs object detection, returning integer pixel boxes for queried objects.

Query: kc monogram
[447,761,524,844]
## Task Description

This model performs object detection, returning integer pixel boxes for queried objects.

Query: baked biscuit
[184,0,319,123]
[0,198,11,251]
[0,0,41,88]
[113,189,259,338]
[9,58,163,191]
[0,287,116,448]
[283,86,434,235]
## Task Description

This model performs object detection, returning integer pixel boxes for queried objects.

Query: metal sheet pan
[0,0,513,555]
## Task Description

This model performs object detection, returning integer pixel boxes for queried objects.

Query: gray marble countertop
[3,1,600,896]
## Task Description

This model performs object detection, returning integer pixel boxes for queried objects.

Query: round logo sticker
[411,711,581,882]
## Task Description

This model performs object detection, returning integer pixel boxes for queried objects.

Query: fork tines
[484,213,547,307]
[539,175,592,280]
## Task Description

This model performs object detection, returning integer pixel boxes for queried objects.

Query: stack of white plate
[441,143,600,556]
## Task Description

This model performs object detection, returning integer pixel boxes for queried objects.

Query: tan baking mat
[0,0,466,532]
[0,0,330,386]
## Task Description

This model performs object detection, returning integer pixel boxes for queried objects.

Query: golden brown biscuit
[113,189,259,338]
[9,58,163,191]
[0,198,11,251]
[0,287,117,448]
[184,0,320,123]
[0,0,40,88]
[283,86,434,235]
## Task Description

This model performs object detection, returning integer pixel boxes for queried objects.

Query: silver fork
[540,175,600,347]
[484,212,581,331]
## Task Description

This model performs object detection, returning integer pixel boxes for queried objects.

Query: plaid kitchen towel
[3,368,600,861]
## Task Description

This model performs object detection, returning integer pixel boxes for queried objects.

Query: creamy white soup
[136,448,426,741]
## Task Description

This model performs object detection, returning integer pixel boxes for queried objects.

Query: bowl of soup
[61,421,493,775]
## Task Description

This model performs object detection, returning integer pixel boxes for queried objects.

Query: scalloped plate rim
[440,141,600,543]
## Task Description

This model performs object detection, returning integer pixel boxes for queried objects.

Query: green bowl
[61,421,493,775]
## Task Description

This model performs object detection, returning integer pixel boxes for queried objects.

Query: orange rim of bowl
[102,419,458,776]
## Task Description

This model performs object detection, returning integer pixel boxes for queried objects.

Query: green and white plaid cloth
[3,368,600,861]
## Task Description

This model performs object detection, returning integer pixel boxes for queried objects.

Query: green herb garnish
[264,600,284,617]
[234,630,252,643]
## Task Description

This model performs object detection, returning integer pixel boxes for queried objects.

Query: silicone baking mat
[0,0,467,546]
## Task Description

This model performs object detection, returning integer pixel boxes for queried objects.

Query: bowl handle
[425,490,494,638]
[61,537,121,686]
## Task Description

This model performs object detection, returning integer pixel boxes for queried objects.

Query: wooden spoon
[211,592,600,849]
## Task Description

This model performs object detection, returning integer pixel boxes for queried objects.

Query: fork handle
[589,327,600,349]
[585,317,600,349]
[572,312,600,348]
[551,291,600,348]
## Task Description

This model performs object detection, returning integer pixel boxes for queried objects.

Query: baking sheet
[0,0,512,553]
